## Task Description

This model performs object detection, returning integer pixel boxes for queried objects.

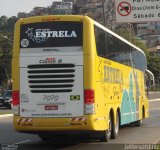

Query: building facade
[51,1,73,14]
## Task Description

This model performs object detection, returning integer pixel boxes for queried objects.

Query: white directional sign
[115,0,160,23]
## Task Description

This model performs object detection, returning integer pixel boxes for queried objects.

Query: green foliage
[147,55,160,80]
[114,28,133,42]
[0,32,13,86]
[0,16,16,87]
[0,16,17,32]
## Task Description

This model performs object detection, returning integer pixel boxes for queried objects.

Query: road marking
[0,114,13,118]
[150,108,160,110]
[153,137,160,144]
[149,99,160,102]
[14,140,31,145]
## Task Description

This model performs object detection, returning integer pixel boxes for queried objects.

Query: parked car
[0,90,12,108]
[0,94,4,107]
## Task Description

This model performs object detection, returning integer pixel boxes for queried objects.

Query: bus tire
[100,115,112,142]
[111,111,119,139]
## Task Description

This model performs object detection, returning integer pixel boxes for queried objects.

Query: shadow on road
[17,135,100,150]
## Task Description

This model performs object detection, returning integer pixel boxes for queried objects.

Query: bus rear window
[20,21,83,48]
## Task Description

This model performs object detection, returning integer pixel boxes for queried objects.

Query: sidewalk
[149,91,160,94]
[0,114,13,118]
[0,107,13,117]
[148,91,160,100]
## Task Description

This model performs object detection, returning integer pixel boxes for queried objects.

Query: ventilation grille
[27,64,75,93]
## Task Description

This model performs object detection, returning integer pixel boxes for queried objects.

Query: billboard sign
[115,0,160,23]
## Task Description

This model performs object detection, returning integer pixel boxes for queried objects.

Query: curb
[149,91,160,94]
[0,114,13,118]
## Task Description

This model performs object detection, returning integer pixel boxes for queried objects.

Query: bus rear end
[12,16,97,136]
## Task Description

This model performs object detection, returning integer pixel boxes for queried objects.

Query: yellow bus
[12,15,149,142]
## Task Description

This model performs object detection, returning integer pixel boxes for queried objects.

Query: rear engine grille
[27,64,75,93]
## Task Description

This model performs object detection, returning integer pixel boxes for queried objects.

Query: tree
[0,15,16,88]
[147,55,160,82]
[7,16,17,32]
[0,16,8,32]
[0,33,13,86]
[0,16,17,32]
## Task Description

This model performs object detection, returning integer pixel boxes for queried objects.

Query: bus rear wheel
[111,111,119,139]
[100,115,112,142]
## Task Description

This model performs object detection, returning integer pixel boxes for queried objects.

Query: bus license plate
[45,105,58,110]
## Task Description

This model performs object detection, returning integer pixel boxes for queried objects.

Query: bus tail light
[12,90,20,115]
[84,89,95,114]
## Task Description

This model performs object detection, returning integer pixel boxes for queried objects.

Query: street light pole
[102,0,115,30]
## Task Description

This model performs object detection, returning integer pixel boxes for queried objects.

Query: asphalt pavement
[148,91,160,100]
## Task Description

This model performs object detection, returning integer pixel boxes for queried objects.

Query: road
[148,91,160,100]
[0,92,160,150]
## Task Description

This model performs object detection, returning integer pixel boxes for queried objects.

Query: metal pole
[102,0,106,26]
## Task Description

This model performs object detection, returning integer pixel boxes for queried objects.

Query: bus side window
[107,34,117,61]
[97,32,106,57]
[116,39,132,67]
[131,49,147,71]
[109,34,114,45]
[95,27,107,58]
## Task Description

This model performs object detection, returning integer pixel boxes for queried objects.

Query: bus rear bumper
[13,115,107,132]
